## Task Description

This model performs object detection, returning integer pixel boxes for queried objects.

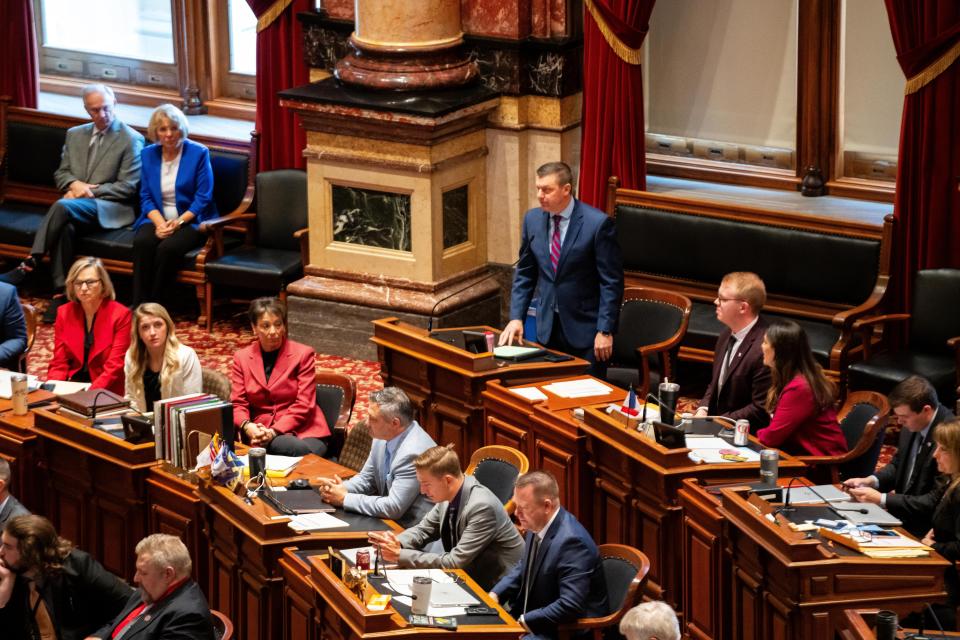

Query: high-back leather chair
[315,370,357,459]
[201,367,232,402]
[200,169,308,330]
[795,390,891,484]
[465,445,529,514]
[557,544,651,640]
[848,269,960,405]
[606,287,691,398]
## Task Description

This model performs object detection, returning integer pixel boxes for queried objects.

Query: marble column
[335,0,478,90]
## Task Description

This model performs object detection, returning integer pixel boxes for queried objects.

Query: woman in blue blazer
[131,104,217,306]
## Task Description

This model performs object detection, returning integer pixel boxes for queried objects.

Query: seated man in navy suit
[490,471,608,639]
[499,162,623,378]
[89,533,214,640]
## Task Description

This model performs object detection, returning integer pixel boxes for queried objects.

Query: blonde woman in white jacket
[124,302,202,412]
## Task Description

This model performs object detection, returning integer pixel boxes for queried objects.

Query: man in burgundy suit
[694,272,772,429]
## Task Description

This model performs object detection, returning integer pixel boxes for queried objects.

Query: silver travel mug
[759,449,779,486]
[11,374,28,416]
[410,576,432,615]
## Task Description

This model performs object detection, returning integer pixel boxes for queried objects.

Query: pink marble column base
[335,39,479,90]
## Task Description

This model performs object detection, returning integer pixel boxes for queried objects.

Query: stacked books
[154,393,233,468]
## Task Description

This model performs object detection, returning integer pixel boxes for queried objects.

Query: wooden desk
[279,547,525,639]
[31,406,158,579]
[839,608,960,639]
[0,390,55,512]
[578,406,806,616]
[482,376,625,524]
[719,487,949,640]
[197,455,400,640]
[371,318,587,458]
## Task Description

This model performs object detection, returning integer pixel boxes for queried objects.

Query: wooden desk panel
[197,456,399,640]
[279,547,524,639]
[719,487,949,640]
[372,318,587,459]
[146,464,209,598]
[0,391,57,512]
[579,407,806,617]
[31,407,157,579]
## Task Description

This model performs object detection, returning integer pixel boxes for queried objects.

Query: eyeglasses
[715,295,745,305]
[75,278,102,289]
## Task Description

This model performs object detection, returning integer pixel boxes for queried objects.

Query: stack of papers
[286,512,349,532]
[542,378,612,399]
[686,437,760,463]
[239,453,302,477]
[509,387,549,402]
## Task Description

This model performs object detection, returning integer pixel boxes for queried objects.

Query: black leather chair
[606,287,691,399]
[200,169,308,330]
[795,390,891,483]
[847,269,960,404]
[557,544,651,640]
[465,445,529,515]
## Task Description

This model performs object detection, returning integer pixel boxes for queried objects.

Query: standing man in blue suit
[499,162,623,378]
[0,283,27,371]
[318,387,437,528]
[490,471,608,639]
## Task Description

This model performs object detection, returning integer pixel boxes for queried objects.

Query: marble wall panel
[331,185,412,252]
[303,21,352,71]
[442,184,470,248]
[461,0,530,39]
[318,0,354,20]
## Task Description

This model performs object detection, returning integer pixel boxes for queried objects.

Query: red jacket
[757,375,847,456]
[230,338,329,440]
[47,299,131,395]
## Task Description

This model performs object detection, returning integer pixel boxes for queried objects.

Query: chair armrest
[294,227,309,265]
[198,213,257,262]
[199,212,257,233]
[851,313,911,331]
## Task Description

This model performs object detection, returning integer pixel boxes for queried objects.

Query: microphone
[775,476,804,515]
[88,389,138,427]
[426,257,520,333]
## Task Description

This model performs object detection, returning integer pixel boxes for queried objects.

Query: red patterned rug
[22,298,383,425]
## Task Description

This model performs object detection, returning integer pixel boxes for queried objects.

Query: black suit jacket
[699,317,772,428]
[0,494,29,530]
[92,579,214,640]
[879,405,954,537]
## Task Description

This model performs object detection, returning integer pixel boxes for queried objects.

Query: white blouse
[160,150,182,221]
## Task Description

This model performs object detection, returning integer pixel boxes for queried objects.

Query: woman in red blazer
[230,297,330,456]
[756,321,847,456]
[47,257,131,395]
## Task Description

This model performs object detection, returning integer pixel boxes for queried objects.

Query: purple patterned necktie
[550,215,562,273]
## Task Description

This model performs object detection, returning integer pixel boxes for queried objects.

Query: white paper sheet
[542,378,612,398]
[287,512,349,532]
[510,386,549,401]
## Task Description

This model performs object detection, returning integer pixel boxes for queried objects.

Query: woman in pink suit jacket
[47,257,131,395]
[230,297,330,456]
[757,321,847,457]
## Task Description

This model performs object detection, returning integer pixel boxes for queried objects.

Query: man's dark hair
[889,375,939,413]
[536,162,573,188]
[4,515,73,577]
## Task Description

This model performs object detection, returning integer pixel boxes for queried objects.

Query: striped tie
[550,215,562,273]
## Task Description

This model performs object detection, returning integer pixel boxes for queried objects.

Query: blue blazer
[509,199,623,350]
[492,508,608,638]
[135,138,217,229]
[0,282,27,371]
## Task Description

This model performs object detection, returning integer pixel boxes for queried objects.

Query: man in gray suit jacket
[318,387,436,528]
[0,459,29,531]
[1,84,143,310]
[370,445,524,591]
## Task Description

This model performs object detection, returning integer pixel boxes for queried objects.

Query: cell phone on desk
[542,352,573,363]
[408,614,457,629]
[465,606,498,616]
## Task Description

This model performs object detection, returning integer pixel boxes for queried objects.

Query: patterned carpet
[22,298,384,425]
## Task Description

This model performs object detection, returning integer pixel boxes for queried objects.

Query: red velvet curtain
[884,1,960,311]
[247,0,310,171]
[579,0,656,208]
[0,0,38,108]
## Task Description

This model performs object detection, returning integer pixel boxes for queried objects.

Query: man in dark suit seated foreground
[89,533,214,640]
[846,375,955,537]
[499,161,623,378]
[695,271,772,429]
[490,471,608,640]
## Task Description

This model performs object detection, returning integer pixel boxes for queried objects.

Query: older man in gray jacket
[370,445,524,592]
[1,84,143,317]
[319,387,436,528]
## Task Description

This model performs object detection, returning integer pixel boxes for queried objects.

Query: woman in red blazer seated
[230,297,330,456]
[47,257,131,395]
[756,321,847,456]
